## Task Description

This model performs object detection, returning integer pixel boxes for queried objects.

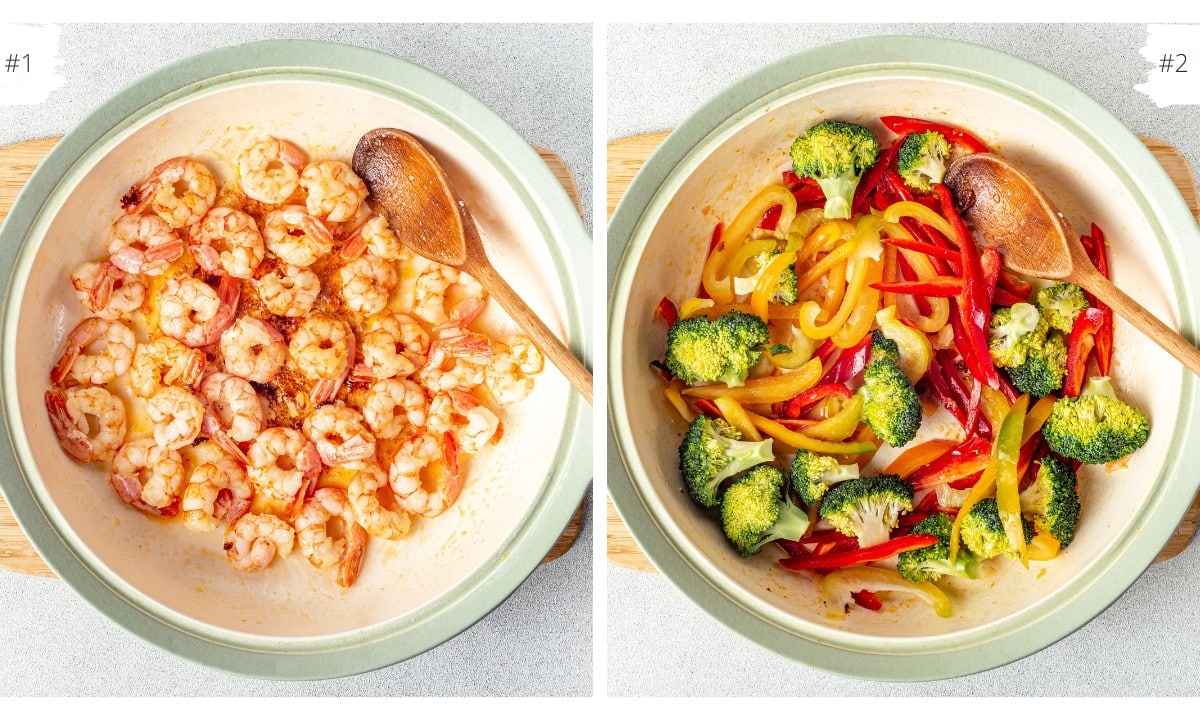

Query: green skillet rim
[607,35,1198,681]
[0,39,592,680]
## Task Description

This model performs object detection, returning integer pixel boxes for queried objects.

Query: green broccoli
[1019,456,1081,547]
[678,415,775,507]
[859,358,922,447]
[665,310,769,387]
[869,328,901,365]
[896,131,952,193]
[789,120,880,220]
[790,450,860,506]
[819,474,914,548]
[960,498,1034,560]
[732,251,800,306]
[1006,331,1067,398]
[896,512,981,583]
[1036,282,1089,334]
[1042,376,1150,464]
[988,302,1043,368]
[721,465,811,556]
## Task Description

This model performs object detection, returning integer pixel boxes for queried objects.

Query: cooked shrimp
[295,487,368,588]
[299,160,368,223]
[220,316,286,383]
[485,335,543,404]
[109,438,185,517]
[354,314,428,382]
[388,431,463,518]
[199,372,263,463]
[238,138,307,205]
[182,456,253,532]
[412,263,486,325]
[223,512,295,572]
[338,253,397,316]
[416,329,491,393]
[128,336,205,398]
[120,157,217,229]
[188,207,265,278]
[346,461,411,541]
[50,317,136,386]
[106,215,184,276]
[145,385,204,450]
[246,427,322,516]
[289,314,354,404]
[45,386,126,463]
[254,263,320,317]
[363,378,427,440]
[158,274,240,348]
[71,260,146,320]
[340,214,407,262]
[262,206,334,267]
[302,402,375,467]
[427,390,501,454]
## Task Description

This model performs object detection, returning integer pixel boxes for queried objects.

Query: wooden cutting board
[0,137,584,578]
[607,130,1200,571]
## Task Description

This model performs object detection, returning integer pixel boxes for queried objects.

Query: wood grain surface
[0,137,584,578]
[607,130,1200,571]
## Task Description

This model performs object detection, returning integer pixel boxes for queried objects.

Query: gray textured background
[607,23,1200,696]
[0,23,592,696]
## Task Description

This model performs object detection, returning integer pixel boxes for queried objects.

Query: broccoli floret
[721,465,810,556]
[679,415,775,507]
[819,475,914,548]
[1006,331,1067,398]
[665,310,769,387]
[1036,282,1089,334]
[791,450,860,506]
[897,512,981,583]
[869,328,900,365]
[1019,456,1081,547]
[732,251,799,305]
[896,131,951,193]
[960,498,1035,560]
[1042,376,1150,464]
[988,303,1042,368]
[789,120,880,220]
[859,358,921,447]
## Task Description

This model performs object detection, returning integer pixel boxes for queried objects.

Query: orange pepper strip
[663,381,694,422]
[681,357,821,403]
[884,439,957,480]
[747,410,878,455]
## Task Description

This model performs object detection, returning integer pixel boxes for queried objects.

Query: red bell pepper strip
[759,204,783,231]
[792,183,826,205]
[991,286,1027,308]
[782,170,802,186]
[1064,308,1107,397]
[708,222,724,254]
[654,297,678,328]
[908,436,992,490]
[694,398,721,418]
[780,383,853,419]
[773,418,821,431]
[814,338,838,363]
[804,529,857,545]
[649,360,673,381]
[851,590,884,611]
[924,354,967,426]
[779,534,938,571]
[997,270,1032,301]
[895,252,934,316]
[882,236,961,264]
[948,470,985,490]
[963,377,984,443]
[818,332,874,385]
[1082,223,1113,376]
[853,135,908,214]
[936,184,1000,390]
[871,277,963,297]
[776,538,808,558]
[880,116,990,154]
[981,246,1002,307]
[883,168,915,202]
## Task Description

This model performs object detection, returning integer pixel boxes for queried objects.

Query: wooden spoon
[353,128,593,404]
[944,153,1200,377]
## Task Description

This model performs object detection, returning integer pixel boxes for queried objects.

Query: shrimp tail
[337,523,368,589]
[45,390,90,462]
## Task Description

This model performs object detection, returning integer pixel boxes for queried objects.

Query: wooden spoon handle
[469,262,593,404]
[1074,264,1200,378]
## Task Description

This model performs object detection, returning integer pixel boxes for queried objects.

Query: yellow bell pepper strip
[875,305,932,384]
[884,439,957,479]
[713,396,762,441]
[819,260,848,320]
[795,235,860,296]
[994,394,1031,568]
[678,297,715,320]
[746,410,878,455]
[881,201,957,243]
[766,328,817,370]
[818,566,953,620]
[751,248,800,320]
[798,255,876,340]
[980,386,1011,432]
[880,243,898,311]
[832,258,883,348]
[689,302,804,321]
[681,357,821,403]
[702,185,797,303]
[795,219,854,267]
[1022,395,1057,445]
[663,381,694,422]
[725,239,778,281]
[1027,533,1061,561]
[802,394,864,441]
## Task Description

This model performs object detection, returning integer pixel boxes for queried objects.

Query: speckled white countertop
[607,23,1200,696]
[0,22,592,697]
